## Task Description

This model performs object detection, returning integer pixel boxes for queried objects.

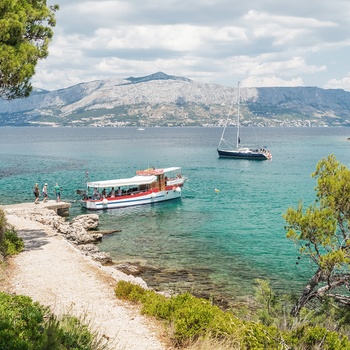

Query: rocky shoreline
[5,208,116,264]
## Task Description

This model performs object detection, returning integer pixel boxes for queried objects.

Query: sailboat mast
[236,82,241,149]
[217,88,236,149]
[218,113,228,148]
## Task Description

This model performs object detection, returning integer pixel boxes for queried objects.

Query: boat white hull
[81,187,181,210]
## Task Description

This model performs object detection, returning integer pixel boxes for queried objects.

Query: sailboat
[217,82,272,161]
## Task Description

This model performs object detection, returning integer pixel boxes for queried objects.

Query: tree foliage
[283,154,350,316]
[0,0,59,99]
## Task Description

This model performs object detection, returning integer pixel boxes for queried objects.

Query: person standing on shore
[33,183,39,204]
[42,183,48,203]
[54,183,61,202]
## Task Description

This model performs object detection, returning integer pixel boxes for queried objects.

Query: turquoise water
[0,127,349,302]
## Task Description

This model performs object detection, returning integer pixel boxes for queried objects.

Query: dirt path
[3,212,167,350]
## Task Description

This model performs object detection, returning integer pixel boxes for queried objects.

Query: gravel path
[3,211,167,350]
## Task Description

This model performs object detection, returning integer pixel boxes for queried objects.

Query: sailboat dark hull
[217,148,271,160]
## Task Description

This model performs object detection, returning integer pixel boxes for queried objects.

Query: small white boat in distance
[79,167,186,210]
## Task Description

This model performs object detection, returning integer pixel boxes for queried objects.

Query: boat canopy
[136,167,182,176]
[163,167,181,173]
[87,175,157,189]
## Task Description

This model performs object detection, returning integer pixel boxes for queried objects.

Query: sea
[0,126,349,304]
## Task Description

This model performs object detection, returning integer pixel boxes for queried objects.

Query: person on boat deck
[101,188,106,198]
[117,187,122,196]
[108,187,115,197]
[93,187,100,200]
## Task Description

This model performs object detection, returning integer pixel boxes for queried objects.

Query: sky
[31,0,350,91]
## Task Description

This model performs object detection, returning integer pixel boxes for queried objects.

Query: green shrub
[171,300,218,344]
[0,208,23,257]
[0,209,6,239]
[241,321,287,349]
[0,292,49,349]
[304,297,350,336]
[168,293,235,343]
[208,309,242,338]
[115,282,243,345]
[141,292,169,318]
[0,292,109,350]
[0,228,24,256]
[55,314,94,349]
[114,281,350,349]
[143,292,201,321]
[114,280,148,302]
[287,325,350,350]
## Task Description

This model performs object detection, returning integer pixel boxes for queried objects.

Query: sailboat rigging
[217,82,272,161]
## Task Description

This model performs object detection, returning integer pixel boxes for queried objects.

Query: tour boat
[79,167,185,210]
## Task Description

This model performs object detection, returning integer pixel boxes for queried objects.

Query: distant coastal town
[28,118,334,128]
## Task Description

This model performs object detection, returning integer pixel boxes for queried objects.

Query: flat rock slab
[1,200,71,216]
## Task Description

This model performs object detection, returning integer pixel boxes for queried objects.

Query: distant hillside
[0,72,350,127]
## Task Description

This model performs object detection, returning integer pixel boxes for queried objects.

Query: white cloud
[242,76,304,88]
[325,75,350,91]
[102,25,208,51]
[247,56,327,76]
[31,0,350,91]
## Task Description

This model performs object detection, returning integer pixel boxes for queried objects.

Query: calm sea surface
[0,126,349,302]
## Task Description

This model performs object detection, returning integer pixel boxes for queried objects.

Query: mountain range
[0,72,350,127]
